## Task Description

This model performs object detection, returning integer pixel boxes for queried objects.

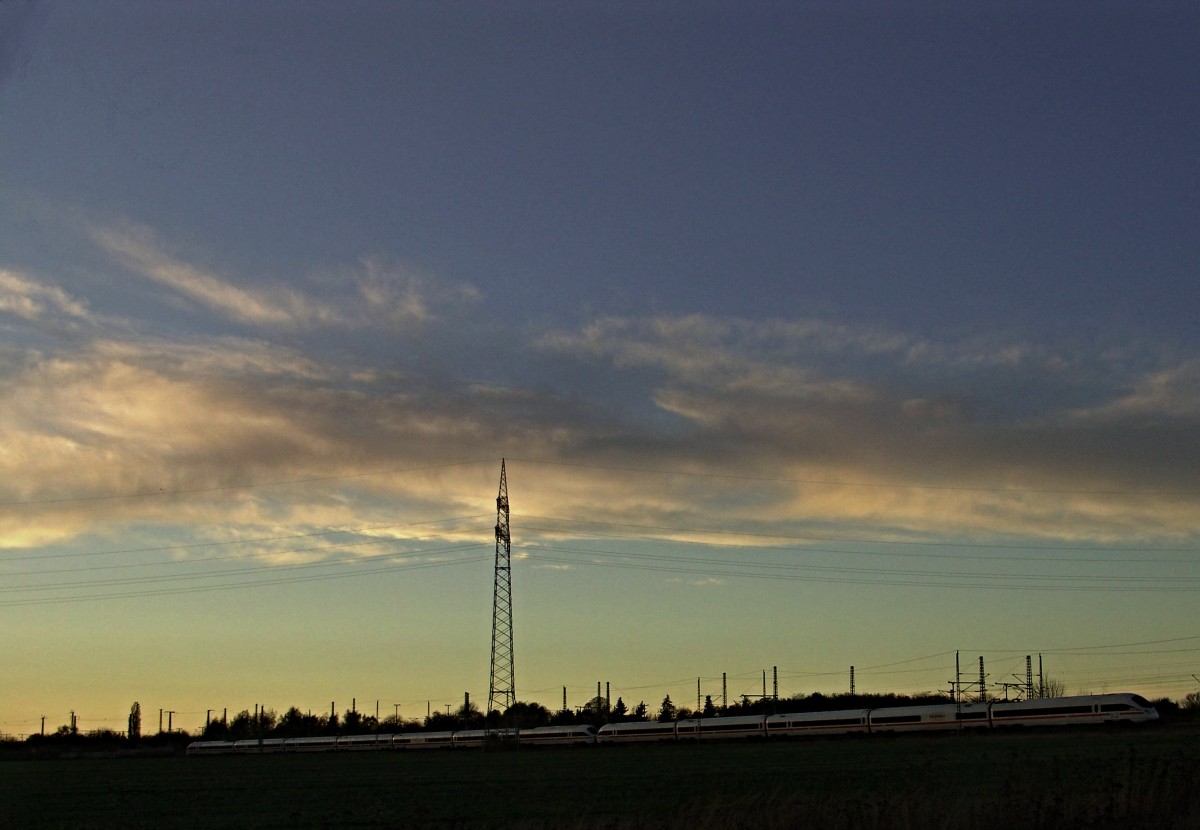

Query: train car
[988,693,1158,728]
[451,729,485,747]
[338,733,390,751]
[867,704,961,733]
[765,708,870,738]
[677,715,766,740]
[596,721,679,743]
[233,737,287,753]
[186,740,235,755]
[392,730,455,748]
[517,725,597,746]
[952,702,994,729]
[285,736,338,752]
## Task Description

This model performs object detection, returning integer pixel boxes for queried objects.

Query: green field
[3,727,1197,829]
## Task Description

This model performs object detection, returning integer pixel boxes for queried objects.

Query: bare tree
[1039,676,1067,698]
[1181,690,1200,713]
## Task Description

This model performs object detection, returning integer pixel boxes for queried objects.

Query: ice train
[186,693,1157,755]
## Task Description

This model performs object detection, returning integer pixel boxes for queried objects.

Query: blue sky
[1,1,1198,736]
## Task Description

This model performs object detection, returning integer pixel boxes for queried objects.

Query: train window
[1100,703,1134,713]
[871,715,922,724]
[993,704,1091,718]
[799,717,863,728]
[614,726,673,736]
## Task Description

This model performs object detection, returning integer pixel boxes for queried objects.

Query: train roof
[520,724,597,734]
[597,721,678,733]
[765,708,870,722]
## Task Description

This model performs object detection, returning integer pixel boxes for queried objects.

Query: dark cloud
[3,257,1198,551]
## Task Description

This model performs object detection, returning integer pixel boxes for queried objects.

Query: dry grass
[3,727,1198,828]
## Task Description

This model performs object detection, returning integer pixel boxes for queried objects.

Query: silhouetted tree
[258,708,279,734]
[227,710,254,741]
[201,718,229,740]
[1150,697,1182,722]
[128,702,141,740]
[1183,691,1200,714]
[456,700,484,729]
[658,695,676,722]
[611,697,628,722]
[505,701,552,729]
[378,714,422,733]
[548,707,579,726]
[632,701,648,721]
[277,707,321,737]
[580,695,610,725]
[424,711,460,731]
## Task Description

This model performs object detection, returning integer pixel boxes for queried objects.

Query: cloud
[533,313,1200,544]
[87,221,482,334]
[3,293,1198,559]
[0,269,92,323]
[0,335,587,549]
[1067,361,1200,422]
[350,256,482,329]
[89,222,342,327]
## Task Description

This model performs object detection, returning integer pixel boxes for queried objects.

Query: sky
[1,0,1198,736]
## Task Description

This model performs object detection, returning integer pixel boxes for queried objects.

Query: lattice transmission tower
[488,459,515,716]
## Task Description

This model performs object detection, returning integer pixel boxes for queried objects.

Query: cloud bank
[1,223,1197,558]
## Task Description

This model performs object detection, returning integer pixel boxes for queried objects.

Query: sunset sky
[1,1,1198,736]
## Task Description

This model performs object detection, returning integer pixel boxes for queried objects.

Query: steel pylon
[488,459,515,716]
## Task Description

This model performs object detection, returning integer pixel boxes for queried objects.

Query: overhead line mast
[488,459,516,717]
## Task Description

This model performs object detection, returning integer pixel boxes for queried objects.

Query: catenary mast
[488,459,515,716]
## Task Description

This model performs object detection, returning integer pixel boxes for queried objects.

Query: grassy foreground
[2,727,1197,829]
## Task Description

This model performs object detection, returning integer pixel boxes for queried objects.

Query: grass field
[3,727,1197,828]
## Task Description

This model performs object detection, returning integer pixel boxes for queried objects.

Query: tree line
[196,688,1200,741]
[9,690,1199,750]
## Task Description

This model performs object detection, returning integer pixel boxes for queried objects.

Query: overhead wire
[0,458,496,506]
[0,551,490,607]
[0,519,491,576]
[0,542,487,595]
[522,514,1200,556]
[509,457,1200,497]
[521,542,1200,592]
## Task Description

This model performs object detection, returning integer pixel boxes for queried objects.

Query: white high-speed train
[596,693,1157,742]
[186,724,597,754]
[186,693,1157,755]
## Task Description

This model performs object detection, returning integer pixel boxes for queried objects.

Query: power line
[2,513,492,570]
[0,552,489,607]
[525,539,1200,584]
[526,541,1198,585]
[509,457,1200,497]
[524,545,1200,592]
[0,459,495,507]
[967,634,1200,654]
[522,515,1200,555]
[0,542,486,595]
